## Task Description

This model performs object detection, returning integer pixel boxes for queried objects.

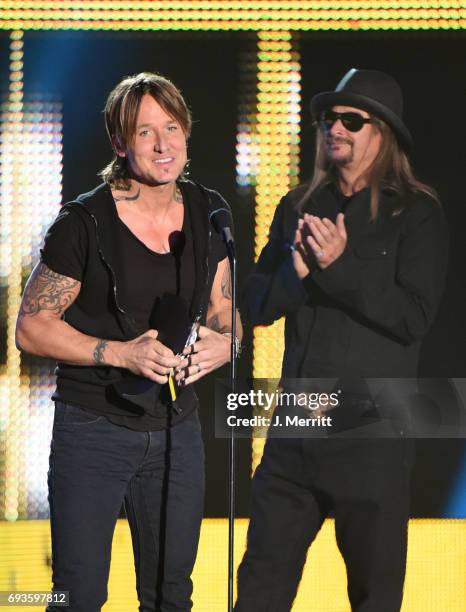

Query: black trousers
[46,402,205,612]
[236,437,413,612]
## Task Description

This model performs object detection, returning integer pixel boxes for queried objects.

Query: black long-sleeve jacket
[243,182,449,380]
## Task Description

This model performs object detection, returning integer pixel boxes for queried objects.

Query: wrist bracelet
[222,332,242,358]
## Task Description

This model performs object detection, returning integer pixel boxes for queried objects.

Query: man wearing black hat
[235,69,448,611]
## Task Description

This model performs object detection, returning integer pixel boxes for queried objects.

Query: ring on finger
[316,250,325,259]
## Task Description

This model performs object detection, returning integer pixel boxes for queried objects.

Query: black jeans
[236,437,413,612]
[47,402,205,612]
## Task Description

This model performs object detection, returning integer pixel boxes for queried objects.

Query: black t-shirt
[41,194,216,431]
[116,207,195,335]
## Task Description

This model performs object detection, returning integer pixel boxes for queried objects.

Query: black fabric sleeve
[242,197,308,325]
[40,207,89,282]
[211,227,228,264]
[310,195,449,345]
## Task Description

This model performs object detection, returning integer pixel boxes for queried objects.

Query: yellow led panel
[248,32,301,472]
[1,0,464,518]
[0,1,464,31]
[0,28,63,520]
[1,30,26,521]
[0,518,465,611]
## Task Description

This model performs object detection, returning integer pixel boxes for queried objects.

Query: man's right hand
[292,220,312,280]
[113,330,181,384]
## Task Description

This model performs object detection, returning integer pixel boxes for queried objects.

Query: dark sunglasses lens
[320,111,337,129]
[341,113,365,132]
[320,111,366,132]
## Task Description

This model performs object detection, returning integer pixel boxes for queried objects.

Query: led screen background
[1,3,465,521]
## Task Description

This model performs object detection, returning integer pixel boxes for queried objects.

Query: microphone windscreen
[209,207,232,234]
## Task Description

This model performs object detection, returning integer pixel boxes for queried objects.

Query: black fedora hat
[310,68,412,149]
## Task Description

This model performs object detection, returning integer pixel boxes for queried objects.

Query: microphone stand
[206,196,238,611]
[225,235,237,612]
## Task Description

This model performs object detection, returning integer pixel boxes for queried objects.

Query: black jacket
[243,182,449,380]
[44,180,227,414]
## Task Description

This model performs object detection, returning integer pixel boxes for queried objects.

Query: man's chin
[329,150,353,166]
[134,174,176,188]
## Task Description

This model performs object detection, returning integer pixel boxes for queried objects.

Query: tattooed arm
[15,262,180,382]
[206,257,242,338]
[175,257,242,386]
[16,262,86,359]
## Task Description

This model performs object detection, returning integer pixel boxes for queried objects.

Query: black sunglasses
[319,110,372,132]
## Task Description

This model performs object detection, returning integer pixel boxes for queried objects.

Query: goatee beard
[334,151,354,166]
[327,137,353,166]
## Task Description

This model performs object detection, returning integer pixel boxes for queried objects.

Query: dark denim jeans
[46,402,205,612]
[236,438,413,612]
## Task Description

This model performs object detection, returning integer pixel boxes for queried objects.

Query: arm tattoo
[93,339,108,365]
[221,266,232,300]
[206,314,230,334]
[113,188,140,202]
[18,263,79,318]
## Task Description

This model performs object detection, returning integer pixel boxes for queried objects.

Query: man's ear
[112,136,126,158]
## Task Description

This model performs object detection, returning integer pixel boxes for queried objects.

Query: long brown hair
[100,72,192,189]
[298,116,438,219]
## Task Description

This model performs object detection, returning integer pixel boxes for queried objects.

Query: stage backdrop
[0,3,465,526]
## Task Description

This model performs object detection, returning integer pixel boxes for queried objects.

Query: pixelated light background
[0,2,465,610]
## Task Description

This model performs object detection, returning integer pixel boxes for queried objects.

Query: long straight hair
[298,117,439,219]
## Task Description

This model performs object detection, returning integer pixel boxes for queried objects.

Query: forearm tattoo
[18,263,79,318]
[206,314,230,334]
[93,339,108,365]
[221,267,232,300]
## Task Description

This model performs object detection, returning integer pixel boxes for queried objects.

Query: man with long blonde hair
[236,69,448,611]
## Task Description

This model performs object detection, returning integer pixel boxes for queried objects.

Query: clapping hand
[296,213,347,271]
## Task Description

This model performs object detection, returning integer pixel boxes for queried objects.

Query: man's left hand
[175,325,230,386]
[303,212,347,269]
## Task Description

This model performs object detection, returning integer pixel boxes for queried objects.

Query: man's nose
[153,132,168,152]
[329,118,345,136]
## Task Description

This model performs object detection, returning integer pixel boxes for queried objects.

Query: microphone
[209,207,235,252]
